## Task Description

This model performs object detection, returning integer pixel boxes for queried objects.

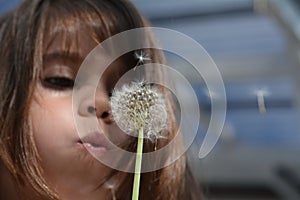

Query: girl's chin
[74,143,113,175]
[50,154,112,195]
[55,184,110,200]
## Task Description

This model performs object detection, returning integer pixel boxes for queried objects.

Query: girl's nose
[94,89,111,122]
[78,86,112,124]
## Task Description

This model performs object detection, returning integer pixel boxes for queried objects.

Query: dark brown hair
[0,0,201,199]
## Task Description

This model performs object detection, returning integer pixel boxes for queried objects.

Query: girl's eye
[43,77,74,90]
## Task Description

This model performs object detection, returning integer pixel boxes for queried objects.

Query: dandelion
[110,81,168,200]
[110,81,168,141]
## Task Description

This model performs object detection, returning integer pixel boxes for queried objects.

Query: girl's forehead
[40,1,132,60]
[42,9,109,58]
[44,28,99,60]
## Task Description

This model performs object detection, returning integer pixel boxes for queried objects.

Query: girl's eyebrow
[42,51,83,74]
[43,51,83,63]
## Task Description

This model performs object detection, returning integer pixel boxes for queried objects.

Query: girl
[0,0,201,199]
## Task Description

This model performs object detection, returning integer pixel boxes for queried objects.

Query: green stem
[132,127,144,200]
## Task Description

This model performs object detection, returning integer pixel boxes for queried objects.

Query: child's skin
[29,30,129,199]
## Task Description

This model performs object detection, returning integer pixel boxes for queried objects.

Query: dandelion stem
[132,127,144,200]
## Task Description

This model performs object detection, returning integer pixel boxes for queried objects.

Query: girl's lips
[81,143,107,156]
[77,132,112,156]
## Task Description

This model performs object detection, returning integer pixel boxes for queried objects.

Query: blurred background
[134,0,300,199]
[2,0,300,199]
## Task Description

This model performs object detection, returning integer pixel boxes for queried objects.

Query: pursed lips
[77,132,112,155]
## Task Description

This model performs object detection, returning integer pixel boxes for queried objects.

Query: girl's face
[29,32,129,199]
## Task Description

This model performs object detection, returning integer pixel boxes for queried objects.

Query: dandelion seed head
[110,81,168,141]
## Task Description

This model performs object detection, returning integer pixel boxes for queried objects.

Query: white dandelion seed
[110,81,168,142]
[134,50,151,66]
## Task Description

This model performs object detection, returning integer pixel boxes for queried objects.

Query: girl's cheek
[29,91,76,147]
